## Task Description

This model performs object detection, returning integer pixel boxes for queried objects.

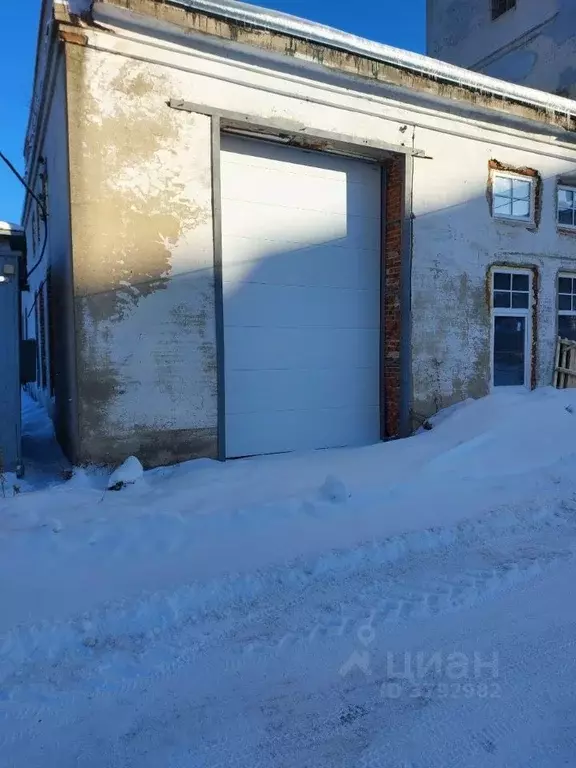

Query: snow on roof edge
[169,0,576,118]
[0,221,24,235]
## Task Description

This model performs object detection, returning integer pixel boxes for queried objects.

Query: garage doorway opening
[219,134,384,458]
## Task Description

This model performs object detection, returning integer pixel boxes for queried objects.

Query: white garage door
[221,135,382,458]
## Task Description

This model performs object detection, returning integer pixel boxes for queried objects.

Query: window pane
[559,294,572,311]
[494,272,511,290]
[493,175,512,195]
[572,296,576,312]
[559,315,576,342]
[559,189,574,208]
[512,274,529,291]
[494,291,512,309]
[512,291,529,309]
[512,199,530,217]
[512,179,531,200]
[492,0,517,20]
[494,316,525,386]
[494,196,512,215]
[558,208,574,227]
[559,277,572,294]
[494,290,511,308]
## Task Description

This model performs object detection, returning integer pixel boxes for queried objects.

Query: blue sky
[0,0,425,223]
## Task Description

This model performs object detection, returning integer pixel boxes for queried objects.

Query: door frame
[202,108,414,458]
[490,266,533,391]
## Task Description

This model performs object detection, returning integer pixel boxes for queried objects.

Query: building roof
[170,0,576,118]
[0,222,24,237]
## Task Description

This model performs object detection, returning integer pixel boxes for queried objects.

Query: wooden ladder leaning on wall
[553,337,576,388]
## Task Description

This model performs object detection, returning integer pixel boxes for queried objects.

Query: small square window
[557,274,576,340]
[492,270,530,311]
[557,186,576,230]
[492,172,534,223]
[492,0,516,21]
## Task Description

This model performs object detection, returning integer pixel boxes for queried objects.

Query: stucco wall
[58,12,576,461]
[427,0,576,97]
[65,45,217,466]
[411,126,576,417]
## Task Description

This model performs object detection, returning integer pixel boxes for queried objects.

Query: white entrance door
[220,135,382,458]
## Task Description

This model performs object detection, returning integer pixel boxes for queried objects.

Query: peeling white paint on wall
[70,48,217,450]
[26,1,576,465]
[77,19,576,430]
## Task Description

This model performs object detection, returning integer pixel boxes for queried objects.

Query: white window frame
[491,171,535,225]
[557,272,576,339]
[490,267,532,390]
[557,185,576,231]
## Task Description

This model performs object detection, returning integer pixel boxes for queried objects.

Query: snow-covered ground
[2,389,576,766]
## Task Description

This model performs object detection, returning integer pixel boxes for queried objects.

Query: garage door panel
[223,281,380,329]
[226,367,379,415]
[221,165,382,219]
[221,136,382,458]
[222,166,348,215]
[222,200,380,252]
[222,135,382,186]
[224,326,380,372]
[226,406,381,457]
[221,238,380,290]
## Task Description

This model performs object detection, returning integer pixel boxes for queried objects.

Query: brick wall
[382,155,406,438]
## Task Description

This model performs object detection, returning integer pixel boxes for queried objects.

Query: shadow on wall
[76,135,385,463]
[410,164,574,421]
[219,135,383,458]
[477,0,576,96]
[69,139,565,465]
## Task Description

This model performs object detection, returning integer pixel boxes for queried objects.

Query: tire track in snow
[0,504,576,712]
[2,497,575,689]
[1,496,576,757]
